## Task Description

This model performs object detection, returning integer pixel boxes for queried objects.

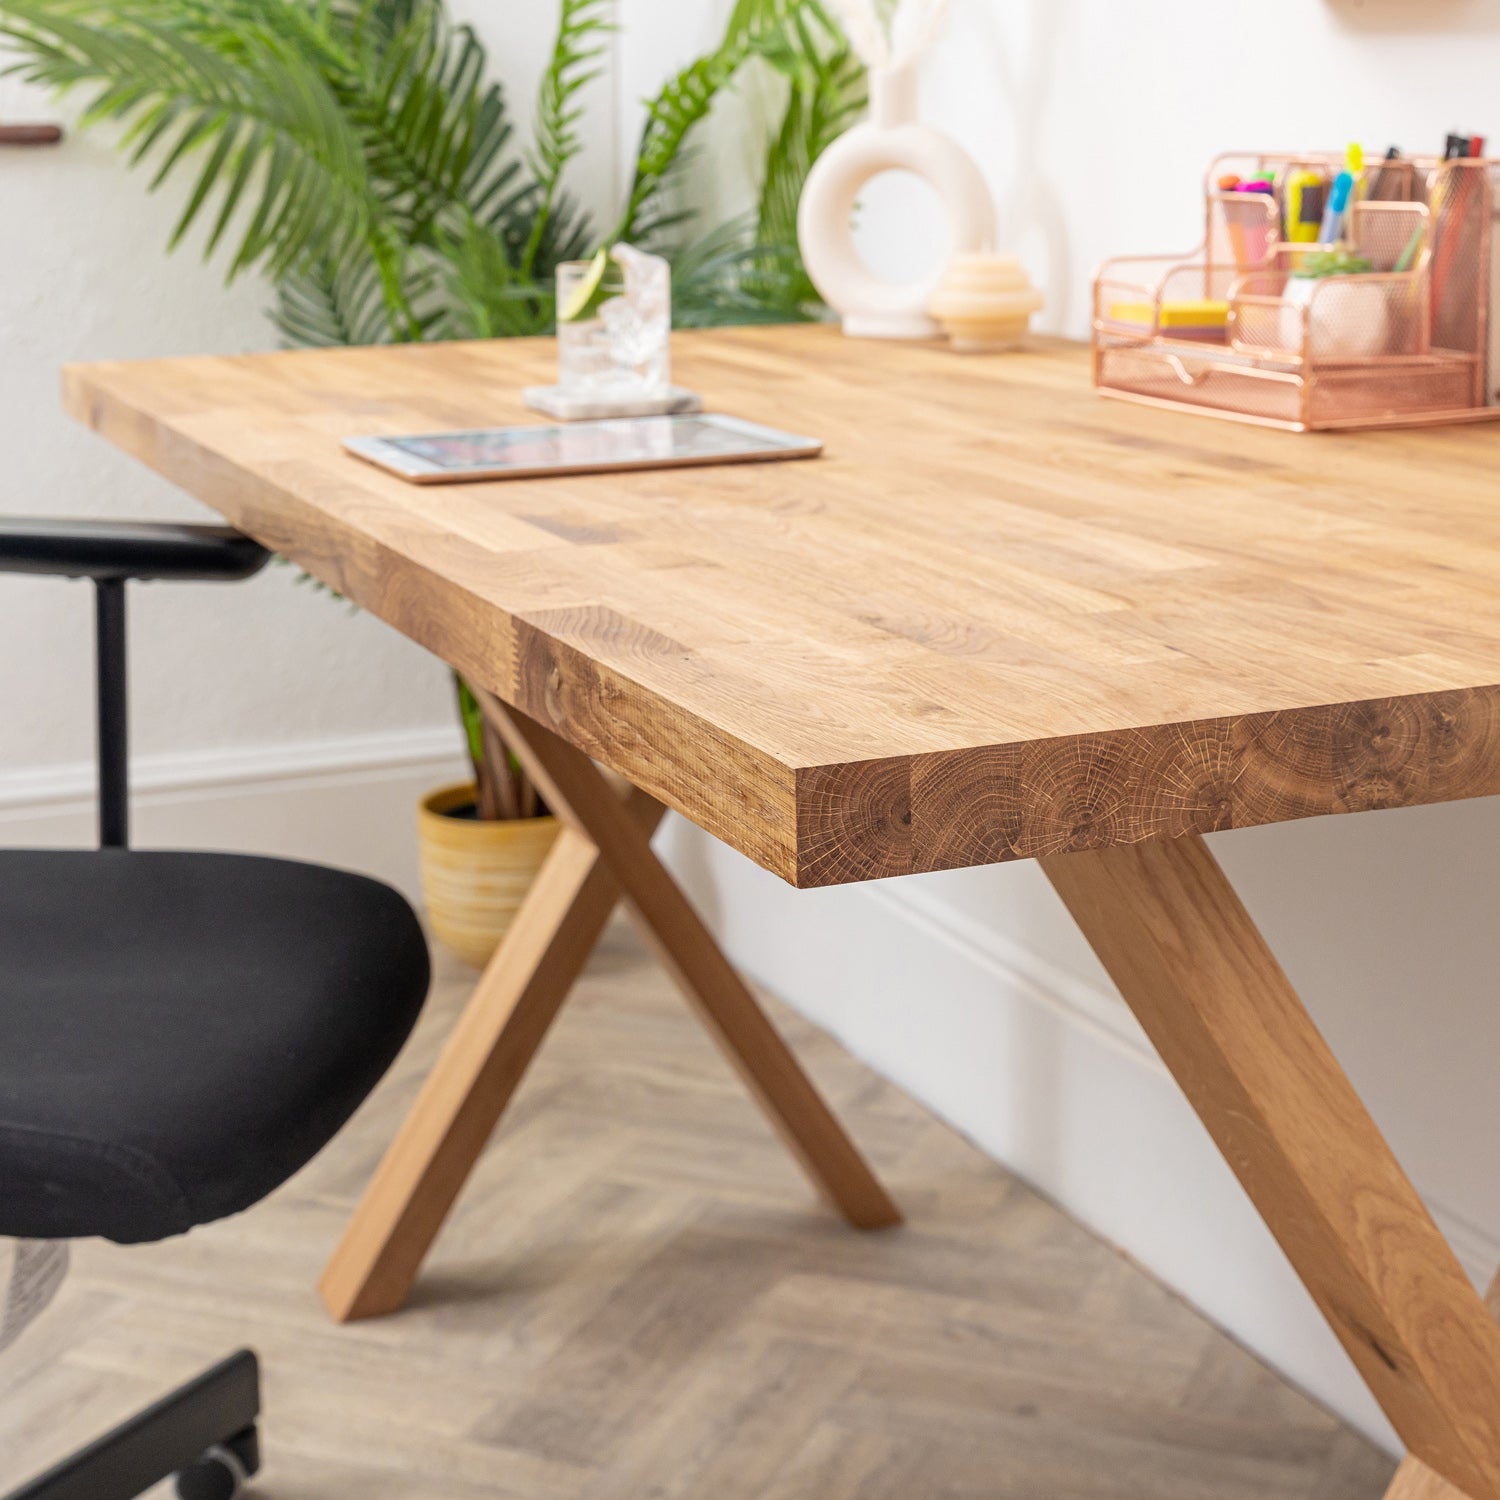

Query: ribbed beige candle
[929,253,1044,351]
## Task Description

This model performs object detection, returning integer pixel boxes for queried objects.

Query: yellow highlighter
[1285,170,1328,243]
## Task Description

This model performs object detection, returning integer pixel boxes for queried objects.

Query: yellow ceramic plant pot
[417,782,561,968]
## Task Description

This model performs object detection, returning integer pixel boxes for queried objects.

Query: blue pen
[1319,170,1354,244]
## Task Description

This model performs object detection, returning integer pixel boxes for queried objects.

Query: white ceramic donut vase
[798,64,996,339]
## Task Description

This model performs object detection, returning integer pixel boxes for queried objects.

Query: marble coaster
[522,384,704,421]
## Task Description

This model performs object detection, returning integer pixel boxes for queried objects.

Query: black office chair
[0,520,432,1499]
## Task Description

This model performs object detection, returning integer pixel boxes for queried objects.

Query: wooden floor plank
[1043,835,1500,1498]
[2,919,1397,1499]
[319,799,661,1323]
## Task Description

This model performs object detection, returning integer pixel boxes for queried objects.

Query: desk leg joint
[318,694,899,1324]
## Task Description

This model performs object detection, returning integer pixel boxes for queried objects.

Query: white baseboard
[6,734,1486,1452]
[658,820,1500,1454]
[0,726,466,903]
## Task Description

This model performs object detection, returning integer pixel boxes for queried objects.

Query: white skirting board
[0,727,466,904]
[7,728,1494,1454]
[656,814,1500,1456]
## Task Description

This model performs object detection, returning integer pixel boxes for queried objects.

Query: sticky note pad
[1109,299,1230,341]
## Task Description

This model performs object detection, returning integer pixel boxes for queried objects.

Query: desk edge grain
[62,359,1500,889]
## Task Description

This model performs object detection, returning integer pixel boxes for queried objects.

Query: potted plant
[412,682,559,967]
[1,0,864,963]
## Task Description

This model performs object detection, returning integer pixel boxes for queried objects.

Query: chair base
[5,1349,261,1500]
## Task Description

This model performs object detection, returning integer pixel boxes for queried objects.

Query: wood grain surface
[1044,836,1500,1499]
[322,703,898,1325]
[319,793,665,1323]
[481,690,901,1233]
[63,326,1500,886]
[1382,1271,1500,1500]
[4,923,1395,1500]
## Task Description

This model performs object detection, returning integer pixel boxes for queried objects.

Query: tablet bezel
[342,413,822,484]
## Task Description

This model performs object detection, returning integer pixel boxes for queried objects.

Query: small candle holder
[929,253,1044,352]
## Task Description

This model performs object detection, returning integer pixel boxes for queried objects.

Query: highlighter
[1285,170,1327,243]
[1318,171,1354,244]
[1345,143,1365,203]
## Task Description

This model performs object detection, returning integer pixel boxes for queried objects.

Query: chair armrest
[0,519,271,583]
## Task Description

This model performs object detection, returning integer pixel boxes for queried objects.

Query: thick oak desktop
[64,325,1500,1500]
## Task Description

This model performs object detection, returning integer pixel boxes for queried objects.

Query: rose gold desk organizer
[1093,152,1500,431]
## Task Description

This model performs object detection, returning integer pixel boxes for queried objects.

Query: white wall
[641,0,1500,1453]
[0,10,614,883]
[8,0,1500,1453]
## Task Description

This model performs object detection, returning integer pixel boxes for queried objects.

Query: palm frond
[427,214,553,341]
[323,0,522,247]
[1,0,862,826]
[0,0,378,281]
[274,253,400,347]
[520,0,611,277]
[671,215,816,327]
[615,0,804,243]
[2,0,858,347]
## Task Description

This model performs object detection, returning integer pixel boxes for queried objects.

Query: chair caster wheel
[175,1425,259,1500]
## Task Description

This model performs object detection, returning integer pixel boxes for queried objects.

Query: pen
[1318,171,1354,244]
[1368,146,1402,201]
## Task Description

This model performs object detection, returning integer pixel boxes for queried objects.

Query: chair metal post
[94,577,128,849]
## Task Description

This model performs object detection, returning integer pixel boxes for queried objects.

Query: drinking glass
[556,246,671,397]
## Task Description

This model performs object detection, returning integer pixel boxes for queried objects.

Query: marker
[1286,169,1327,243]
[1369,146,1402,200]
[1318,170,1354,243]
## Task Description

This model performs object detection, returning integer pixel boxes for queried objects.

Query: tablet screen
[384,414,803,473]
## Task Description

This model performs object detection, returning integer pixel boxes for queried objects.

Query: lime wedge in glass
[558,247,612,323]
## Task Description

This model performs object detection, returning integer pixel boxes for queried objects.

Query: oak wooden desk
[65,326,1500,1499]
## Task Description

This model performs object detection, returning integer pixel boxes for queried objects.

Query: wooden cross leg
[1041,836,1500,1500]
[319,696,900,1323]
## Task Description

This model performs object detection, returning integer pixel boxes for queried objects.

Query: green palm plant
[0,0,865,818]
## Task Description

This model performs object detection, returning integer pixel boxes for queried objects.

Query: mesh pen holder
[1093,152,1500,431]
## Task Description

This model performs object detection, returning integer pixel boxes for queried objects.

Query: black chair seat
[0,850,429,1244]
[0,519,270,582]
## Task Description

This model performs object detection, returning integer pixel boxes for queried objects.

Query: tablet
[343,413,821,484]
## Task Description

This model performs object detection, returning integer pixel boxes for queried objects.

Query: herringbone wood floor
[3,917,1397,1499]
